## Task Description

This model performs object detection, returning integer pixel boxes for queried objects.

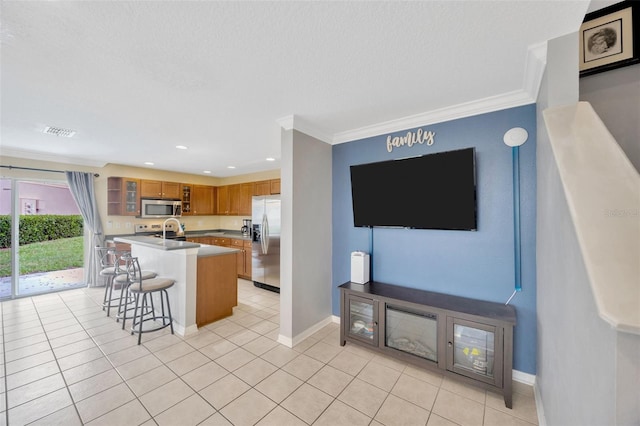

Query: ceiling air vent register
[43,126,76,138]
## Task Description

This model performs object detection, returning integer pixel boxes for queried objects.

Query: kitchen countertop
[185,230,252,240]
[113,235,200,251]
[196,244,240,258]
[113,235,240,257]
[106,229,252,242]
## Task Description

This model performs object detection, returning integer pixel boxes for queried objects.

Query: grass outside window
[0,236,84,277]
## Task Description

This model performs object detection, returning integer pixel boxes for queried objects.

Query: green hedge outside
[0,215,84,249]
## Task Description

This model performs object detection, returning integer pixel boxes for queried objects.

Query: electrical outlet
[115,222,121,228]
[125,222,131,228]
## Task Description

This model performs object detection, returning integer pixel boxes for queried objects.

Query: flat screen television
[350,147,477,230]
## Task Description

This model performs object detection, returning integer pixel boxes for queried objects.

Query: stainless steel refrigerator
[252,195,280,292]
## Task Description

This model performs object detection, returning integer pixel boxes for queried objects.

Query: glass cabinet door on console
[345,294,378,346]
[446,317,502,387]
[384,304,438,363]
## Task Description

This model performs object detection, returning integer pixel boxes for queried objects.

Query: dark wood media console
[339,281,516,408]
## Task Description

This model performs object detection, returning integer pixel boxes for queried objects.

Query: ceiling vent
[43,126,76,137]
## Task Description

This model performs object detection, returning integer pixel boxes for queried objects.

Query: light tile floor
[0,279,539,425]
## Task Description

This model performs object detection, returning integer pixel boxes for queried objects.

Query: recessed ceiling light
[227,166,236,169]
[203,170,211,174]
[175,145,188,150]
[266,157,275,162]
[144,162,154,166]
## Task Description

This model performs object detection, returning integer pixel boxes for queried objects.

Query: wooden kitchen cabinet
[231,239,252,279]
[192,185,215,215]
[216,185,229,215]
[186,236,205,244]
[211,237,231,247]
[253,181,270,196]
[196,252,238,326]
[238,183,253,216]
[216,184,241,215]
[106,241,132,254]
[253,179,281,196]
[229,185,240,215]
[107,177,140,216]
[270,179,281,194]
[140,180,181,199]
[217,183,252,216]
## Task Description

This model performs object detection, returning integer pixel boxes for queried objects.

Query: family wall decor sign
[386,128,436,153]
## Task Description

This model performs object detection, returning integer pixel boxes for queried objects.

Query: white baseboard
[512,369,536,386]
[534,381,547,426]
[278,316,335,348]
[173,323,198,338]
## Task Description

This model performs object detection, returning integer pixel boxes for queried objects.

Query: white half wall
[536,31,640,425]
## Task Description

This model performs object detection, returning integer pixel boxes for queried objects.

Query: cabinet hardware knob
[448,342,453,347]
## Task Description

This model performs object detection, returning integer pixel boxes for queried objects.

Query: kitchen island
[113,235,239,336]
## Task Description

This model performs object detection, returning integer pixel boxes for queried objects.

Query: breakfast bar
[113,235,239,336]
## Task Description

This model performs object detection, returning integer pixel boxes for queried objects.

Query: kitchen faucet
[162,217,183,240]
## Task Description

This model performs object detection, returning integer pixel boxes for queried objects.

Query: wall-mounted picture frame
[579,0,639,77]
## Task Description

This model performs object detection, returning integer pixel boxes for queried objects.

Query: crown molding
[523,41,548,98]
[332,90,535,144]
[332,43,547,145]
[0,147,107,168]
[277,115,333,144]
[276,115,295,130]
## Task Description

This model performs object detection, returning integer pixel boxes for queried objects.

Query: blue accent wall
[332,105,537,374]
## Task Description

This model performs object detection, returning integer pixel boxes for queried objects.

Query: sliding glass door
[0,178,85,299]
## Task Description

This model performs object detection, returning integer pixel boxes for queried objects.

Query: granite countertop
[196,244,240,258]
[113,235,200,251]
[106,229,252,242]
[112,235,240,257]
[185,230,252,240]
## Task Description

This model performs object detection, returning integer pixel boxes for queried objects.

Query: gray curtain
[65,171,104,287]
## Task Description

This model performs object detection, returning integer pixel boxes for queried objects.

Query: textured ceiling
[1,1,590,177]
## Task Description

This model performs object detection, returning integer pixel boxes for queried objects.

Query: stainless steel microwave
[140,198,182,218]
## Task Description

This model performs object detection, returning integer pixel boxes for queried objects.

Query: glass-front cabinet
[446,317,502,386]
[182,185,192,215]
[339,281,515,408]
[107,177,140,216]
[124,179,139,215]
[345,294,378,345]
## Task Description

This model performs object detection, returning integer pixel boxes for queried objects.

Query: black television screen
[350,147,477,230]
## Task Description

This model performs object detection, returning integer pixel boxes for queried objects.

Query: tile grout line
[1,295,80,424]
[6,284,525,426]
[28,294,86,425]
[2,289,149,424]
[56,288,161,424]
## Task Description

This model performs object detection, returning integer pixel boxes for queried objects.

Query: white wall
[536,32,640,425]
[279,128,333,343]
[579,63,640,172]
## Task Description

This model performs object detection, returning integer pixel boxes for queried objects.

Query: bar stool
[114,266,157,327]
[119,255,175,344]
[96,246,127,317]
